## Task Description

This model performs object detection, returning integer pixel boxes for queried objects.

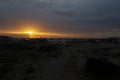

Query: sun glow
[0,29,77,38]
[25,31,34,35]
[24,30,37,38]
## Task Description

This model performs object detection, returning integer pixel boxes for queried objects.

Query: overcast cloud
[0,0,120,37]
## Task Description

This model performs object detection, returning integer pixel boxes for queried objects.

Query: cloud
[0,0,120,37]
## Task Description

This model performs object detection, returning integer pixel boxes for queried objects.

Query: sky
[0,0,120,38]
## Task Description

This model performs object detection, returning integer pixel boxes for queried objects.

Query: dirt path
[38,47,89,80]
[40,47,71,80]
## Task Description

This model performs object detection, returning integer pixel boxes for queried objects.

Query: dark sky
[0,0,120,38]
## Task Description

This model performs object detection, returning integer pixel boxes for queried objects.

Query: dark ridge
[0,36,13,38]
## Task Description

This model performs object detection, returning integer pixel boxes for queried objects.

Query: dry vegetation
[0,37,120,80]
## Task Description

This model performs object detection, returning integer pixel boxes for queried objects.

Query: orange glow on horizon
[0,21,80,38]
[0,26,80,38]
[0,30,79,38]
[25,31,34,35]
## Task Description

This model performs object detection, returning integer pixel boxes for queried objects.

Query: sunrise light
[24,30,37,38]
[25,31,34,35]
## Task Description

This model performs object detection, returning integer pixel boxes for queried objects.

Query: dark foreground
[0,36,120,80]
